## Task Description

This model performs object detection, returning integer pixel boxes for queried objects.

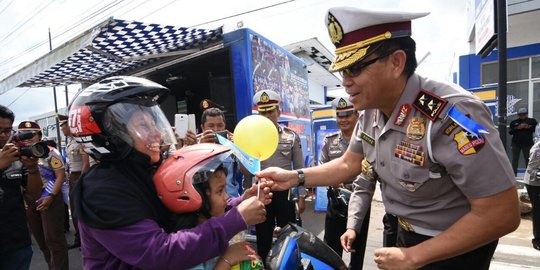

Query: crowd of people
[0,5,538,270]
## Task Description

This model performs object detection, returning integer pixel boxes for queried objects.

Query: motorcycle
[266,223,347,270]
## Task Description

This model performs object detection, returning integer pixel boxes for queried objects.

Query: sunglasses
[340,49,400,77]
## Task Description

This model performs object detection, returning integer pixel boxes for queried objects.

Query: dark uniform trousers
[69,171,82,244]
[396,226,498,270]
[526,184,540,248]
[26,196,69,270]
[256,190,296,261]
[382,213,398,247]
[324,207,370,270]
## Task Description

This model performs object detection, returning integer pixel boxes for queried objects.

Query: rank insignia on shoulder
[406,116,426,141]
[413,89,448,121]
[394,104,411,127]
[453,130,485,155]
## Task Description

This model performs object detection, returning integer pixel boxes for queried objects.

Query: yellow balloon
[234,115,278,161]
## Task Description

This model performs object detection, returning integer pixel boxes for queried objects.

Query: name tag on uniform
[360,132,375,146]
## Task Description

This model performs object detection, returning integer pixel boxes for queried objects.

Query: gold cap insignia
[327,12,343,46]
[261,92,270,103]
[25,122,31,128]
[337,98,348,109]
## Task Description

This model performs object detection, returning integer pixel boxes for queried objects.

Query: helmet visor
[190,151,233,185]
[104,101,176,161]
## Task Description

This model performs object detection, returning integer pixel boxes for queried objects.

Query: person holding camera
[0,105,42,270]
[18,121,68,270]
[197,105,240,197]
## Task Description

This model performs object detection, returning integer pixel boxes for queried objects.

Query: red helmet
[153,143,233,213]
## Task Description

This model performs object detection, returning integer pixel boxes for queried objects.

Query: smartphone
[188,114,196,134]
[215,130,228,141]
[174,114,188,139]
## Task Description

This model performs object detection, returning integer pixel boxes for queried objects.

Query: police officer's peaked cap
[518,108,528,114]
[199,99,225,112]
[326,7,429,72]
[18,121,41,131]
[253,90,281,112]
[331,97,355,117]
[57,114,68,126]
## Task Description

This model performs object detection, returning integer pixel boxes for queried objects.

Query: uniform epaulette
[412,89,448,121]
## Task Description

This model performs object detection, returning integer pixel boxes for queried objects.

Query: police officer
[0,105,42,270]
[59,114,90,249]
[252,89,306,261]
[20,121,69,270]
[320,97,367,269]
[256,7,519,270]
[524,142,540,251]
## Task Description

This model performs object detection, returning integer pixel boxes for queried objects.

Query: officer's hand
[297,197,306,214]
[183,130,197,146]
[0,143,19,169]
[374,247,418,270]
[254,167,296,191]
[36,196,54,212]
[243,182,273,205]
[199,130,217,144]
[237,196,267,225]
[341,229,357,253]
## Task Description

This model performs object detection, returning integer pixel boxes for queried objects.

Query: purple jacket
[79,197,245,270]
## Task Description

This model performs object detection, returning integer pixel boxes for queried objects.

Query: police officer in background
[20,121,69,270]
[523,142,540,251]
[59,114,90,249]
[256,7,519,270]
[252,89,306,261]
[320,97,367,269]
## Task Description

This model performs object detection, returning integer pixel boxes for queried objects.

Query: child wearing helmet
[154,143,264,269]
[68,76,271,269]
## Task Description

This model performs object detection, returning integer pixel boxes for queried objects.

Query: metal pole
[497,0,507,149]
[49,28,62,150]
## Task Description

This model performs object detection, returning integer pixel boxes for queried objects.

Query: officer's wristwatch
[296,169,305,186]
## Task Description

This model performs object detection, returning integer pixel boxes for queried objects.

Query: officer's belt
[398,217,442,237]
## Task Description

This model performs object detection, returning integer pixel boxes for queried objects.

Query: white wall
[507,10,540,48]
[308,80,325,105]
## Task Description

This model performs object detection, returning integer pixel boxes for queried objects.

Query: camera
[11,131,50,158]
